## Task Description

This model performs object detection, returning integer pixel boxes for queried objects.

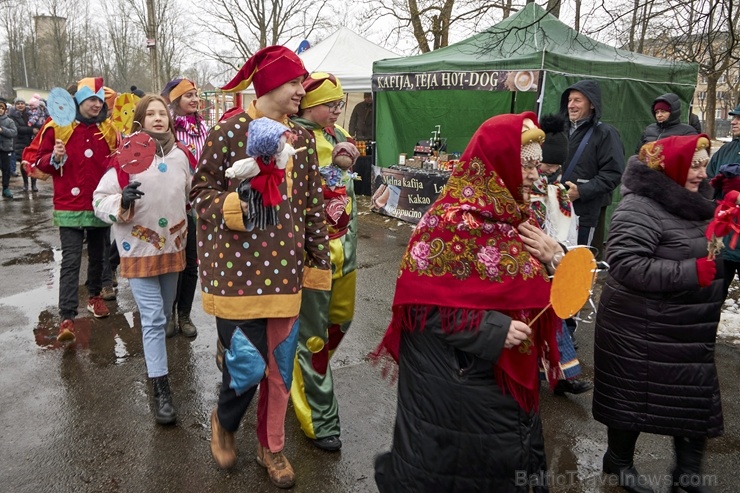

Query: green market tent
[371,2,699,168]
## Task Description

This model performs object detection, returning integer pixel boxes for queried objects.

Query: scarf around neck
[374,112,559,412]
[174,114,202,136]
[143,129,176,157]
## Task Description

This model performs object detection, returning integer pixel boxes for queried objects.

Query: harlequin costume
[289,73,358,450]
[34,77,120,340]
[191,46,331,488]
[374,112,560,492]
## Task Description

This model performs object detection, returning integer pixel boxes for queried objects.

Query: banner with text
[370,165,450,224]
[372,70,540,92]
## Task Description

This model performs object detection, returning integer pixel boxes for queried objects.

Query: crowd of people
[6,46,730,492]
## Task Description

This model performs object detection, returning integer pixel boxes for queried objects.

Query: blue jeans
[9,151,16,175]
[129,273,179,378]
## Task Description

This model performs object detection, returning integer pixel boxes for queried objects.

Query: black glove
[121,181,145,210]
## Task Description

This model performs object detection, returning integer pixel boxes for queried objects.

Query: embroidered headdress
[639,134,711,186]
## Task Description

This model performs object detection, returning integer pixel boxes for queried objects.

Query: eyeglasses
[521,161,541,171]
[322,101,345,111]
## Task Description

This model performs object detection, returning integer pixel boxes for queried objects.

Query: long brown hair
[131,94,176,137]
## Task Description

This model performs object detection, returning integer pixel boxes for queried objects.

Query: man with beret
[35,77,118,342]
[192,46,331,489]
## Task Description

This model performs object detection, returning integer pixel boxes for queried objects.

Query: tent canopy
[299,27,399,93]
[372,3,699,168]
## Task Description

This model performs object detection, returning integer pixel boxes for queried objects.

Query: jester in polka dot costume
[191,46,331,488]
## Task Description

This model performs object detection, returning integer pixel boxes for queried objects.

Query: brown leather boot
[256,444,295,489]
[210,408,236,469]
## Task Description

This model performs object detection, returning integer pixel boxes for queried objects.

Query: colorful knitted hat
[300,72,344,109]
[639,134,711,186]
[75,77,105,105]
[162,78,196,103]
[221,46,307,98]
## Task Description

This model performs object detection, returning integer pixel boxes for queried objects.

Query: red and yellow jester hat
[75,77,106,105]
[300,72,344,109]
[221,46,308,98]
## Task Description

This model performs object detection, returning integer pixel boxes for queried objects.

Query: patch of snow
[718,311,740,345]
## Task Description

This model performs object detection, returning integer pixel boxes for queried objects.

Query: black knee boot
[602,428,655,493]
[671,436,713,493]
[151,375,177,425]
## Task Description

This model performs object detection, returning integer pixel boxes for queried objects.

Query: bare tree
[366,0,513,54]
[100,0,150,91]
[193,0,331,75]
[601,0,740,138]
[1,0,32,94]
[122,0,189,92]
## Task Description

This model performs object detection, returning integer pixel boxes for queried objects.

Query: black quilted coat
[375,308,548,492]
[592,157,724,438]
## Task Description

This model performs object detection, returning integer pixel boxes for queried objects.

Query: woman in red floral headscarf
[374,112,565,493]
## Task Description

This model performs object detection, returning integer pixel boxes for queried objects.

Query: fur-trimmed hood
[622,155,716,221]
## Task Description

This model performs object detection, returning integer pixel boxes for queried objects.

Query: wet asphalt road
[0,178,738,493]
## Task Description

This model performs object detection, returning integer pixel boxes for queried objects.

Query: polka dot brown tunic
[191,105,331,320]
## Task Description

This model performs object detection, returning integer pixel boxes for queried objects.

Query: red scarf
[250,156,286,206]
[375,112,559,412]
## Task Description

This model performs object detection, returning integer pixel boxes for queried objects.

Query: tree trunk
[546,0,561,18]
[705,76,718,139]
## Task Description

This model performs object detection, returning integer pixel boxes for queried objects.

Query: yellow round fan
[550,247,597,318]
[530,247,597,323]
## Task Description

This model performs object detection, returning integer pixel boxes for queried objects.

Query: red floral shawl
[376,112,559,411]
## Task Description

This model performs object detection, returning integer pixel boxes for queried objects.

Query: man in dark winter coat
[559,80,625,248]
[635,93,697,153]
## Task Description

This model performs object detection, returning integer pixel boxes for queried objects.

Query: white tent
[298,27,399,92]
